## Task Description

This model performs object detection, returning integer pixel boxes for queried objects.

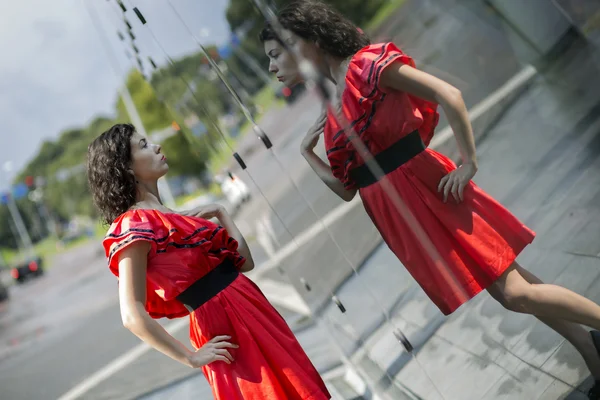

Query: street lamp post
[2,162,35,259]
[29,185,58,238]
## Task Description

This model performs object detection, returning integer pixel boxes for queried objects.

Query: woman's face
[129,132,168,182]
[263,29,321,87]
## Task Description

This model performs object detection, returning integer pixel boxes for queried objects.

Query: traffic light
[25,176,34,188]
[208,48,220,61]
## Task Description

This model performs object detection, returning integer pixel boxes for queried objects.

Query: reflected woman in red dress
[261,1,600,394]
[87,124,330,400]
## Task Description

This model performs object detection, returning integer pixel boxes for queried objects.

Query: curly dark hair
[259,0,370,59]
[87,123,137,225]
[258,22,283,45]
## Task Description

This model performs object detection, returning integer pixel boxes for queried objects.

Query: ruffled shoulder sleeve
[347,42,416,96]
[103,210,163,272]
[198,218,246,270]
[323,43,412,189]
[102,210,189,319]
[347,42,440,145]
[324,122,358,191]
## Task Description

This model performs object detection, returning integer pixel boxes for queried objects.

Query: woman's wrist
[215,204,227,215]
[463,158,478,171]
[301,146,316,157]
[182,348,196,368]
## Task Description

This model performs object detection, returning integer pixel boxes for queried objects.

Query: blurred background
[1,0,600,399]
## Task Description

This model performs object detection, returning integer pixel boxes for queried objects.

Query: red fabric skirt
[359,148,535,315]
[189,274,331,400]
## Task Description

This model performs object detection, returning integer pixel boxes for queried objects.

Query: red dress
[103,209,330,400]
[324,42,536,315]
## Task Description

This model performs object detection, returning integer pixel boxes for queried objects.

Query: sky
[0,0,232,190]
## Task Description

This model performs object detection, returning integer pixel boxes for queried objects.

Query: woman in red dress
[87,124,330,400]
[261,1,600,396]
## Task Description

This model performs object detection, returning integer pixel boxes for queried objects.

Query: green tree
[150,49,234,117]
[161,132,210,177]
[5,44,230,242]
[116,70,173,132]
[15,140,64,182]
[0,205,19,250]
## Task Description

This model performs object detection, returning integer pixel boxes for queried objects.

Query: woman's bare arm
[380,63,477,168]
[215,207,255,272]
[380,63,478,201]
[178,204,255,272]
[300,112,357,202]
[117,241,196,366]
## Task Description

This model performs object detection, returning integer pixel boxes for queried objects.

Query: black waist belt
[176,259,239,312]
[348,130,425,189]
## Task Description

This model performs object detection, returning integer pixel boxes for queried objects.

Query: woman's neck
[134,180,164,209]
[325,54,350,85]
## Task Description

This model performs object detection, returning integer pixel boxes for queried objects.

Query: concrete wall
[554,0,600,46]
[486,0,572,57]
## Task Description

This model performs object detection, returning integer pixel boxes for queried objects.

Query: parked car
[216,172,251,211]
[10,256,44,284]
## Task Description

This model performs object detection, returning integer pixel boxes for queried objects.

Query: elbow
[240,258,255,272]
[121,311,144,332]
[341,189,357,202]
[437,85,463,109]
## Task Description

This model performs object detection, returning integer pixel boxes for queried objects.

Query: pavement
[1,0,600,399]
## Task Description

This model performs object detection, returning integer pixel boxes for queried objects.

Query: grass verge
[0,233,92,268]
[365,0,407,33]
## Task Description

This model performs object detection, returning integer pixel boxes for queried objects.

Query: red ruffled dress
[103,209,330,400]
[324,42,536,315]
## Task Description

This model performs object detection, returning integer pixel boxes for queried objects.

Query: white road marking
[57,318,188,400]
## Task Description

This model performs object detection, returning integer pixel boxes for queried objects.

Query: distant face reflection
[264,36,301,87]
[264,29,325,87]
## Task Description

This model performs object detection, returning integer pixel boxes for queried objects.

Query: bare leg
[487,263,600,378]
[488,262,600,329]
